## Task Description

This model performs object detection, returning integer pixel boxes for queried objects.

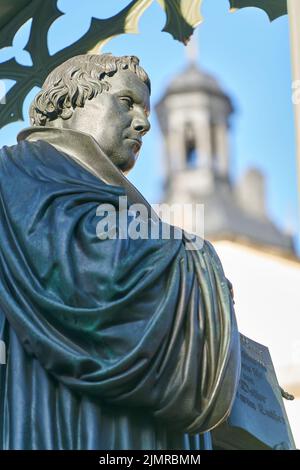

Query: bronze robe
[0,127,240,449]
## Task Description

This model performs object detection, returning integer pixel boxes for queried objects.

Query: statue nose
[132,114,150,135]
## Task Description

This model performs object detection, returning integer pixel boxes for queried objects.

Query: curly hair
[29,53,151,126]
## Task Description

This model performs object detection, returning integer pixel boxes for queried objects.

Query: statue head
[29,53,151,172]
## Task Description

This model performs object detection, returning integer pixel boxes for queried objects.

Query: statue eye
[119,96,134,109]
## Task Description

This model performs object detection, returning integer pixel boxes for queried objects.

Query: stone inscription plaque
[212,334,296,450]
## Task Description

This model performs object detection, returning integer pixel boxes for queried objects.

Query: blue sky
[0,0,299,250]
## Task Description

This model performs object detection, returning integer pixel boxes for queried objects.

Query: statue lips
[125,136,142,153]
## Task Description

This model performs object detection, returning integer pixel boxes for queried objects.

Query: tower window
[186,141,198,168]
[184,122,198,168]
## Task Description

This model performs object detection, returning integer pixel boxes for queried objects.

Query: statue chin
[113,154,137,173]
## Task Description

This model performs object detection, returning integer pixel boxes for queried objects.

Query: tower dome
[165,63,231,100]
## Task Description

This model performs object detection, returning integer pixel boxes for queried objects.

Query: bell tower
[155,61,233,204]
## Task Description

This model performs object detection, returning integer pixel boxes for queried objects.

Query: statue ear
[60,107,73,120]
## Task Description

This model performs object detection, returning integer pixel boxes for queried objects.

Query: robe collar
[17,126,154,214]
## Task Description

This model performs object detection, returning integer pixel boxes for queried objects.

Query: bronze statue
[0,53,240,450]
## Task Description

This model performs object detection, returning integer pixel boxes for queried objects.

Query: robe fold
[0,127,240,449]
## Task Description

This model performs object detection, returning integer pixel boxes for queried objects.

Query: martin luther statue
[0,53,240,450]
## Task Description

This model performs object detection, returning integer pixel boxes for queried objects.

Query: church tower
[156,62,233,203]
[155,62,293,253]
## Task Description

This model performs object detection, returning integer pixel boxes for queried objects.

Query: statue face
[63,69,151,172]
